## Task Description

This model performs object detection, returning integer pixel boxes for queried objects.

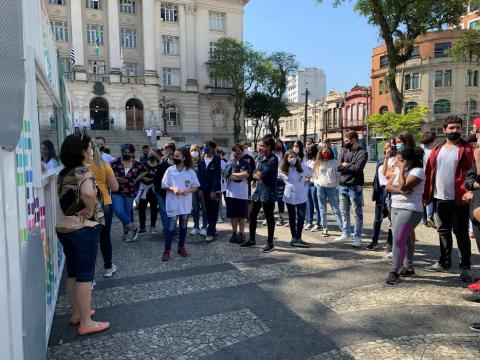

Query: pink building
[343,85,371,131]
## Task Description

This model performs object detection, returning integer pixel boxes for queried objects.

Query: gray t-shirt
[434,145,459,201]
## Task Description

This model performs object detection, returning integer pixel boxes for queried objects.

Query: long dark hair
[293,140,305,160]
[399,147,423,169]
[60,133,91,168]
[41,140,58,162]
[279,150,303,174]
[396,131,416,149]
[261,134,276,154]
[179,148,192,169]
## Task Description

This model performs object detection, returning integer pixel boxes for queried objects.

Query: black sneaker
[399,267,416,277]
[424,262,452,273]
[386,272,400,285]
[470,323,480,333]
[237,233,245,244]
[240,240,256,247]
[366,241,380,251]
[138,229,147,236]
[129,227,139,241]
[385,243,392,253]
[229,233,238,244]
[293,239,310,248]
[263,243,275,253]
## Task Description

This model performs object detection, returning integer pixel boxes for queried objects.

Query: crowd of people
[55,115,480,336]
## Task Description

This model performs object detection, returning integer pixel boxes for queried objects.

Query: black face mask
[99,145,105,152]
[122,154,132,161]
[173,158,182,165]
[344,143,353,150]
[446,132,461,141]
[148,155,157,162]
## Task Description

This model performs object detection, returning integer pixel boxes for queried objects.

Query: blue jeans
[165,214,188,251]
[155,193,169,235]
[286,202,306,240]
[192,191,208,229]
[306,183,320,224]
[316,186,343,231]
[112,194,134,229]
[100,204,113,269]
[339,185,364,237]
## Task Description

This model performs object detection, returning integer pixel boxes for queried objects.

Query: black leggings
[249,200,275,244]
[138,190,158,230]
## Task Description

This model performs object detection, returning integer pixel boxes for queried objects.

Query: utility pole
[313,101,317,143]
[303,87,309,145]
[336,101,344,147]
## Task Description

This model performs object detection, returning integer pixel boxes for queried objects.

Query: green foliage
[449,29,480,65]
[314,0,471,113]
[366,106,429,139]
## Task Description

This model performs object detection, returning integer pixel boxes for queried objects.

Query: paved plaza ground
[47,188,480,359]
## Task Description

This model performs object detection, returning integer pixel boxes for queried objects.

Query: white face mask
[293,147,299,154]
[288,158,297,166]
[190,151,199,158]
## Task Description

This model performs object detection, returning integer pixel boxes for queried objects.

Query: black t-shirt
[153,161,171,198]
[141,162,159,186]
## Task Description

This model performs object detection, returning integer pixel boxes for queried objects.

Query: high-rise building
[46,0,249,147]
[287,67,326,104]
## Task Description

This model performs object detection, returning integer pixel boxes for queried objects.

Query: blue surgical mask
[203,146,211,154]
[167,159,174,166]
[396,143,404,152]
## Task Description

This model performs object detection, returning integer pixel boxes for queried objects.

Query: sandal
[78,321,110,336]
[69,309,96,325]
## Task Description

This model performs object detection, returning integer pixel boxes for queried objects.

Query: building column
[70,0,86,79]
[143,0,158,83]
[107,0,122,77]
[185,4,198,91]
[179,4,187,91]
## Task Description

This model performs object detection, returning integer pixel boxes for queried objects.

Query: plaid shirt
[110,158,146,198]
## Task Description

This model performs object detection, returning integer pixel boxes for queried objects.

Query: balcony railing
[121,75,145,85]
[63,72,75,81]
[87,74,110,83]
[205,85,234,95]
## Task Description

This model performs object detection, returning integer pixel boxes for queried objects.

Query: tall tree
[449,29,480,65]
[263,52,298,137]
[245,92,270,149]
[315,0,473,114]
[208,38,267,142]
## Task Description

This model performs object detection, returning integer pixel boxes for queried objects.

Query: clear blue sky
[244,0,382,93]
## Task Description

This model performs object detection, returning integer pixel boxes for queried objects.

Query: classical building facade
[371,29,480,136]
[287,67,327,104]
[46,0,248,146]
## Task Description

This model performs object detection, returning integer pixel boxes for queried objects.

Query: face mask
[173,158,182,165]
[288,158,297,166]
[396,143,405,152]
[275,147,282,152]
[148,155,157,162]
[293,147,300,154]
[446,132,461,141]
[322,152,330,160]
[99,145,105,152]
[203,146,211,154]
[122,154,132,161]
[190,151,199,158]
[167,159,174,166]
[164,150,170,157]
[243,148,248,155]
[345,143,353,150]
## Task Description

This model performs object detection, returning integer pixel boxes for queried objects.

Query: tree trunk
[233,97,243,143]
[387,69,403,114]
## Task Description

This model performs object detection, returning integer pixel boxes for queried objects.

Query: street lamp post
[302,87,310,145]
[160,95,169,136]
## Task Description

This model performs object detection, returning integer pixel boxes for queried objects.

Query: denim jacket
[252,153,278,202]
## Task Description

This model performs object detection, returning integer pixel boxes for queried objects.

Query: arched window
[165,104,180,126]
[404,101,418,113]
[379,105,388,114]
[434,99,451,114]
[212,108,226,128]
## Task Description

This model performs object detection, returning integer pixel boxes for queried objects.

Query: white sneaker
[334,233,351,243]
[104,264,117,278]
[304,223,313,230]
[322,229,329,237]
[311,224,321,232]
[217,218,224,223]
[387,251,393,259]
[150,227,157,235]
[199,228,207,236]
[352,236,362,248]
[190,228,199,235]
[262,220,267,226]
